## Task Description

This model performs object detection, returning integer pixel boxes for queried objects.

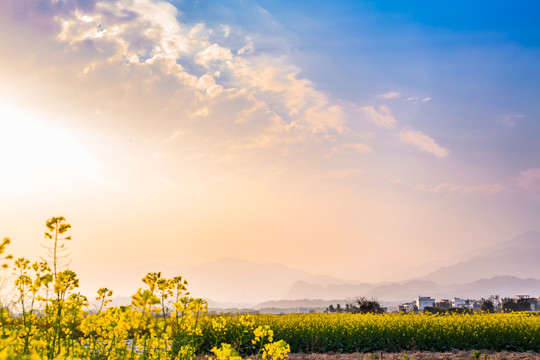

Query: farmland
[222,312,540,353]
[2,297,540,359]
[1,223,539,359]
[2,261,539,359]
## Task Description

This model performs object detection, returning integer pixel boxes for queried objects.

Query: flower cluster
[0,234,290,360]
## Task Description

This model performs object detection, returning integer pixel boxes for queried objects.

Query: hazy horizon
[1,1,539,301]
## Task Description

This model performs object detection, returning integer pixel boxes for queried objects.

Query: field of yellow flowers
[1,218,539,359]
[243,312,540,353]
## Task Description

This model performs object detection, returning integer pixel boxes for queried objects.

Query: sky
[0,0,539,299]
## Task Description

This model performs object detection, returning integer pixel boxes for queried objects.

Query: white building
[515,295,538,311]
[488,295,501,308]
[415,296,435,311]
[452,298,467,308]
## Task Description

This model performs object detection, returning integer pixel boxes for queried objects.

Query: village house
[396,293,539,314]
[415,296,435,312]
[488,295,502,309]
[514,295,539,311]
[398,302,416,313]
[452,297,467,308]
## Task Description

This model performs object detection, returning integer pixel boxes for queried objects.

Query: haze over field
[1,1,539,300]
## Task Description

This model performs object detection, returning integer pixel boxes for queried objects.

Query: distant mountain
[114,231,539,305]
[365,280,445,301]
[420,249,540,285]
[380,231,540,283]
[270,231,540,303]
[179,257,311,303]
[445,230,540,262]
[162,257,360,304]
[448,276,540,299]
[285,280,374,300]
[300,274,358,286]
[420,231,540,285]
[283,276,540,305]
[255,299,346,309]
[108,257,361,304]
[482,230,540,252]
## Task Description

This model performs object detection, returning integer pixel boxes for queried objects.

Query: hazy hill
[478,230,540,253]
[169,257,356,304]
[419,249,540,285]
[365,280,446,301]
[285,280,374,300]
[450,276,540,299]
[111,231,539,305]
[255,299,346,309]
[281,232,539,301]
[180,257,311,303]
[420,231,540,285]
[283,276,540,304]
[107,275,540,312]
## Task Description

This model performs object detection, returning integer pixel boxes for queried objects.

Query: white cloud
[397,130,449,158]
[392,178,505,196]
[195,74,224,96]
[404,96,431,103]
[195,44,233,67]
[41,0,348,152]
[377,91,401,99]
[237,37,254,55]
[360,105,396,129]
[299,104,344,133]
[221,25,230,38]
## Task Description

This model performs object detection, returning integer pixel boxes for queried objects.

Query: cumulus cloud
[15,0,348,154]
[0,0,101,32]
[392,178,505,196]
[377,91,401,99]
[195,44,233,67]
[360,105,396,129]
[237,40,254,55]
[397,130,449,158]
[517,168,540,193]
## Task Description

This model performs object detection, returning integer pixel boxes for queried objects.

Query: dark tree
[502,298,531,312]
[480,298,495,313]
[423,306,445,315]
[347,296,383,314]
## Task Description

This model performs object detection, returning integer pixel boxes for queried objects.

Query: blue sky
[174,0,540,173]
[0,0,539,297]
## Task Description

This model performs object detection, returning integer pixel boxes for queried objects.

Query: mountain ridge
[283,231,540,301]
[130,231,540,304]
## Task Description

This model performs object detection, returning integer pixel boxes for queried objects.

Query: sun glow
[0,97,101,192]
